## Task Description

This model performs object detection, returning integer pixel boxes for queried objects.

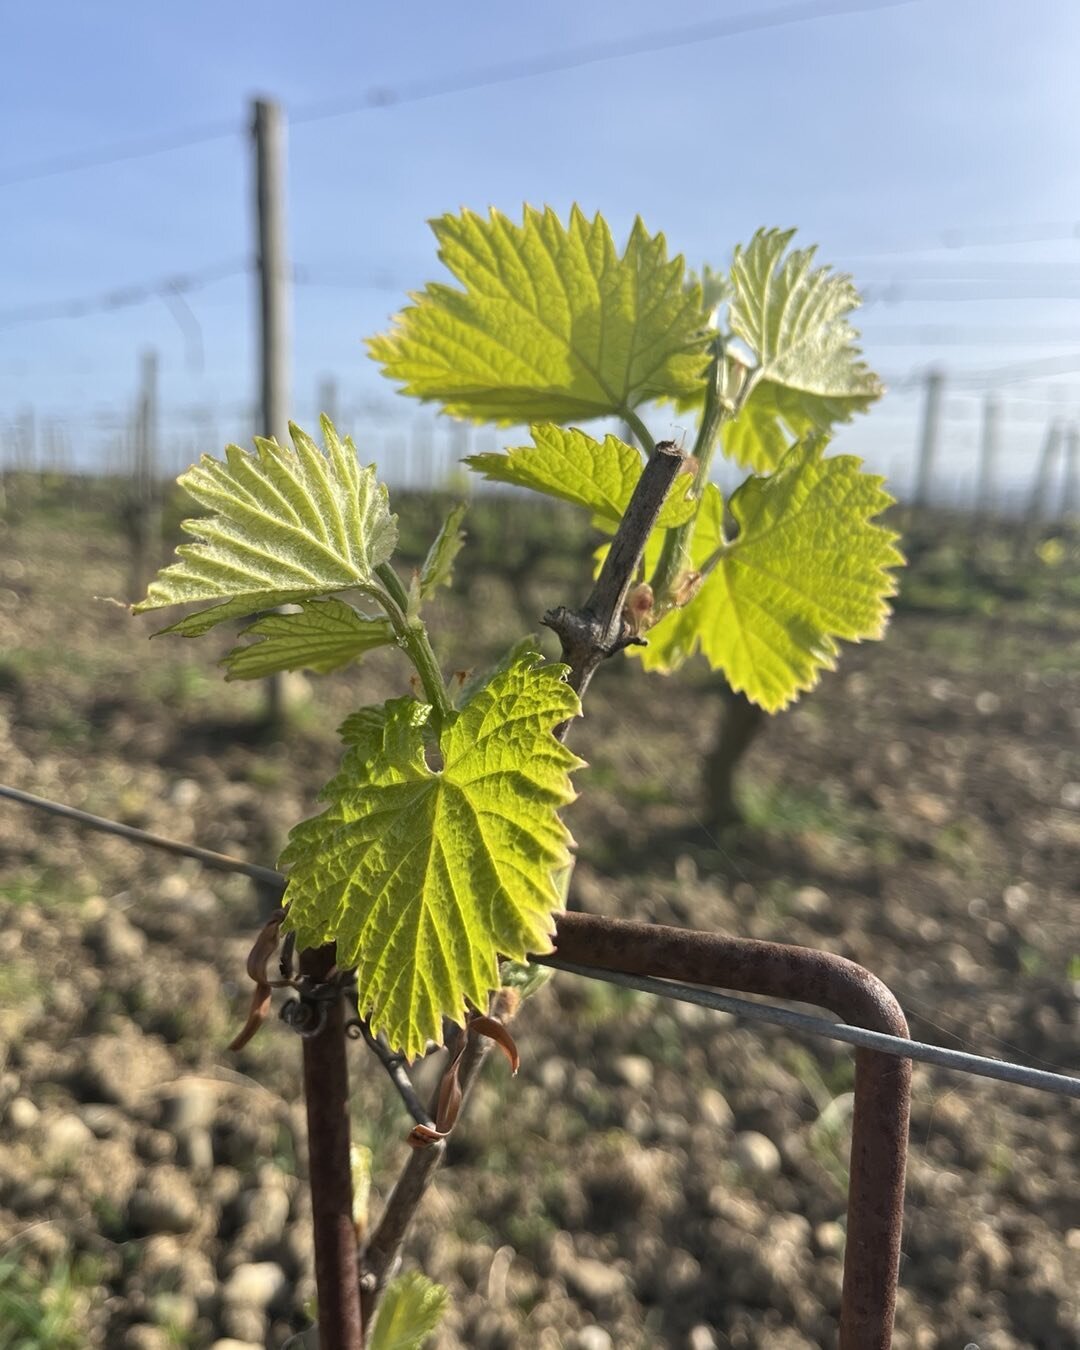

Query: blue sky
[4,0,1080,500]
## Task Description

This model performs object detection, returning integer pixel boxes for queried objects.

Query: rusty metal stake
[298,945,364,1350]
[548,912,911,1350]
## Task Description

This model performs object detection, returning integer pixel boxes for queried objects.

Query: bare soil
[0,482,1077,1349]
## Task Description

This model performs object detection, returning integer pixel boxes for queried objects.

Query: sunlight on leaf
[281,654,583,1058]
[222,598,395,680]
[466,424,694,530]
[723,229,882,471]
[639,440,902,710]
[134,417,397,635]
[369,206,712,423]
[369,1271,449,1350]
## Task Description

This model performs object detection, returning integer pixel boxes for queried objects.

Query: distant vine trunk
[702,680,767,828]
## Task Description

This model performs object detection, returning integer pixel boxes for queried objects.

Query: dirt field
[0,478,1077,1349]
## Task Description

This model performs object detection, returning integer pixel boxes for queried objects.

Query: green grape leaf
[221,598,395,681]
[723,229,882,471]
[280,654,583,1059]
[134,417,398,635]
[417,502,467,600]
[368,206,712,424]
[369,1271,449,1350]
[453,634,540,709]
[639,441,902,710]
[465,424,694,530]
[695,262,732,315]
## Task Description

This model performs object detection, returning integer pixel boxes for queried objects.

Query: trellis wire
[2,781,1077,1103]
[536,957,1080,1102]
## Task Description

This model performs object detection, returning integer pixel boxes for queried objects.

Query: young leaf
[134,418,398,635]
[723,229,882,471]
[368,206,712,424]
[418,502,467,600]
[466,424,694,531]
[280,654,584,1059]
[453,634,541,709]
[221,598,395,681]
[369,1271,449,1350]
[639,441,902,711]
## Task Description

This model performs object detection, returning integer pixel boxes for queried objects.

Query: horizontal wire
[0,0,921,188]
[3,782,1077,1102]
[0,784,284,891]
[535,958,1080,1102]
[0,259,250,330]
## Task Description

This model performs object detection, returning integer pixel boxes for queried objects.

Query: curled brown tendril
[228,909,289,1051]
[407,1011,520,1149]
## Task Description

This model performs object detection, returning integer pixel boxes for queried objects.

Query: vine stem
[358,439,687,1326]
[543,439,687,716]
[648,342,761,611]
[300,945,364,1350]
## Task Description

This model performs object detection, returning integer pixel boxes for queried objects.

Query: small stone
[5,1096,39,1132]
[7,1176,57,1216]
[699,1088,734,1130]
[150,1291,198,1331]
[85,910,147,966]
[909,792,950,826]
[137,1127,177,1163]
[122,1328,173,1350]
[168,778,201,809]
[688,1327,718,1350]
[573,1329,613,1350]
[220,1305,268,1344]
[49,980,82,1018]
[732,1131,782,1179]
[223,1261,288,1309]
[539,1059,567,1094]
[655,1112,688,1143]
[128,1166,201,1234]
[562,1256,629,1315]
[815,1221,845,1255]
[611,1055,653,1091]
[210,1167,243,1209]
[238,1185,291,1242]
[791,885,830,918]
[68,1029,174,1110]
[78,1104,129,1138]
[42,1112,95,1161]
[975,690,1001,715]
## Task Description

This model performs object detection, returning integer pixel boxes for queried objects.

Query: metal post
[318,375,339,430]
[1025,419,1063,529]
[1061,423,1079,518]
[252,97,292,726]
[549,913,911,1350]
[973,393,1000,526]
[130,349,160,601]
[913,367,944,511]
[253,98,291,448]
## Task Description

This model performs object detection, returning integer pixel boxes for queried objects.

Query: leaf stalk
[374,562,453,726]
[648,341,761,613]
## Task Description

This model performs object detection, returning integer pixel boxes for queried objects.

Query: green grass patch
[0,1252,103,1349]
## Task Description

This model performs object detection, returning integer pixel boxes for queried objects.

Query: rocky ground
[0,480,1077,1349]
